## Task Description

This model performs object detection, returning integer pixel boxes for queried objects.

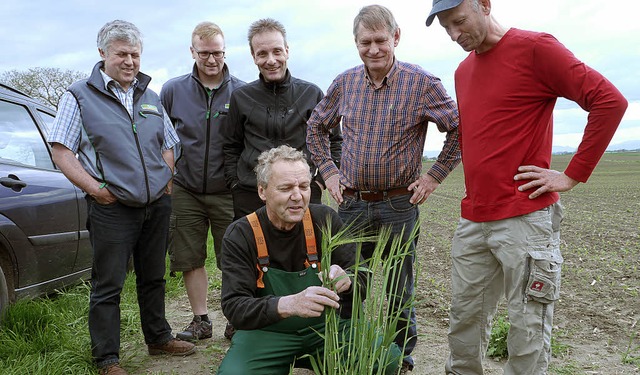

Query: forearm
[219,230,281,329]
[51,143,101,196]
[222,294,281,330]
[565,88,627,182]
[162,149,174,173]
[428,127,461,183]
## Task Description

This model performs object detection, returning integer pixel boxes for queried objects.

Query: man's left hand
[408,174,439,205]
[327,265,351,293]
[514,165,579,199]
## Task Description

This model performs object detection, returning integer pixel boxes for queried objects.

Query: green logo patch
[141,104,159,113]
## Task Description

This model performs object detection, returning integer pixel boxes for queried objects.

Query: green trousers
[217,319,401,375]
[218,266,400,374]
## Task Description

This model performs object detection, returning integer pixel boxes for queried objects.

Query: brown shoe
[148,338,196,356]
[99,363,128,375]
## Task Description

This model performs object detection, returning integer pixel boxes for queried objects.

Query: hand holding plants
[319,264,351,293]
[276,286,340,318]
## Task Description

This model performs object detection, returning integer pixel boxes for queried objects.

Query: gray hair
[352,4,398,38]
[247,18,287,54]
[97,20,143,52]
[255,145,309,188]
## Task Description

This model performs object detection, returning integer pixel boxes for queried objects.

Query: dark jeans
[231,183,323,220]
[338,193,419,367]
[86,194,174,368]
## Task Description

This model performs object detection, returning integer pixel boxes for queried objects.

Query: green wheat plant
[304,219,419,374]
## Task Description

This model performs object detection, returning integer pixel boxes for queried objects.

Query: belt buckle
[359,190,379,201]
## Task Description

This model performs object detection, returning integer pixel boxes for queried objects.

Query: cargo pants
[446,202,564,375]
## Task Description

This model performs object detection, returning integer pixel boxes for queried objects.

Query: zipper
[202,88,215,192]
[102,84,151,204]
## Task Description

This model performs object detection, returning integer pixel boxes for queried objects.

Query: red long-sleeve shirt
[455,28,627,222]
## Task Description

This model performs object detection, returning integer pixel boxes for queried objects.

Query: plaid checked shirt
[307,59,460,191]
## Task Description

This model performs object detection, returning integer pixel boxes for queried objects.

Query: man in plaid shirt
[306,5,460,372]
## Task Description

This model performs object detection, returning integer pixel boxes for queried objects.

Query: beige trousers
[445,202,564,375]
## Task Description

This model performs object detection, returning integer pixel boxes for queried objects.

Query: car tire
[0,264,8,321]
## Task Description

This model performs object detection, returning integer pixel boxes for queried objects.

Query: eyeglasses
[192,47,225,60]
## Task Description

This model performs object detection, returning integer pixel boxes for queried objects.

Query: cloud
[1,0,637,149]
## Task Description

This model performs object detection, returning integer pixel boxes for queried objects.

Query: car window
[37,109,56,134]
[0,99,54,169]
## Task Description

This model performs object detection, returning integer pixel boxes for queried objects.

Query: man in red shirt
[426,0,627,374]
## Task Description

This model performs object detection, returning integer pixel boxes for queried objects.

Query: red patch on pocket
[531,281,545,292]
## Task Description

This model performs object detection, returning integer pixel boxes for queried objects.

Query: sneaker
[99,363,128,375]
[176,315,212,342]
[224,321,236,340]
[148,338,196,356]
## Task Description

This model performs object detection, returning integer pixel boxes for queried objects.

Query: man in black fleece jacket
[223,18,341,220]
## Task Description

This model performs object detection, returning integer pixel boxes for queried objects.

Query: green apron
[258,265,325,333]
[217,210,400,374]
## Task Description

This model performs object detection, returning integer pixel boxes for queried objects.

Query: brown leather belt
[342,186,411,202]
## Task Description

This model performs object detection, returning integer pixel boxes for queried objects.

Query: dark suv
[0,83,91,318]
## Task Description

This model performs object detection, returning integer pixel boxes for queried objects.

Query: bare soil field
[138,152,640,375]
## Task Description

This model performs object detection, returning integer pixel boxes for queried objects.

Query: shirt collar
[99,69,139,93]
[364,57,398,89]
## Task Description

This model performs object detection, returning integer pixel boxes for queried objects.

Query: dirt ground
[140,154,640,374]
[140,229,639,375]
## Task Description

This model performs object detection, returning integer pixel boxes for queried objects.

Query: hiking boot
[224,321,236,340]
[176,315,212,342]
[99,363,128,375]
[148,338,196,356]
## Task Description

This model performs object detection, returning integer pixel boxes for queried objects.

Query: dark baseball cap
[425,0,464,26]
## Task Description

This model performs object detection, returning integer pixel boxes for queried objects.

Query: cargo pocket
[525,238,563,304]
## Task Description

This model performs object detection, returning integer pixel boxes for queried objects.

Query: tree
[0,67,87,110]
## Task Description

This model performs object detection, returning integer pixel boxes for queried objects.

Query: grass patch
[0,284,94,374]
[0,235,220,374]
[621,331,640,366]
[487,311,572,360]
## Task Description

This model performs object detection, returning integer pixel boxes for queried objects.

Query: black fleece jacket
[223,70,341,190]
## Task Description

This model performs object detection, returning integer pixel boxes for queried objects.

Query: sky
[1,0,638,152]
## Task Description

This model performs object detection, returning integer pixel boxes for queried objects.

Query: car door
[0,97,86,298]
[33,105,92,273]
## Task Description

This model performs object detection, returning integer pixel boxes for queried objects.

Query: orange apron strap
[247,212,268,288]
[248,210,320,288]
[302,210,320,271]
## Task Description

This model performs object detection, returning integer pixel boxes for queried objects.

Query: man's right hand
[325,175,344,205]
[90,184,117,205]
[51,143,118,205]
[277,286,340,318]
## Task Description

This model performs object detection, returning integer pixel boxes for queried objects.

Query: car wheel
[0,264,8,321]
